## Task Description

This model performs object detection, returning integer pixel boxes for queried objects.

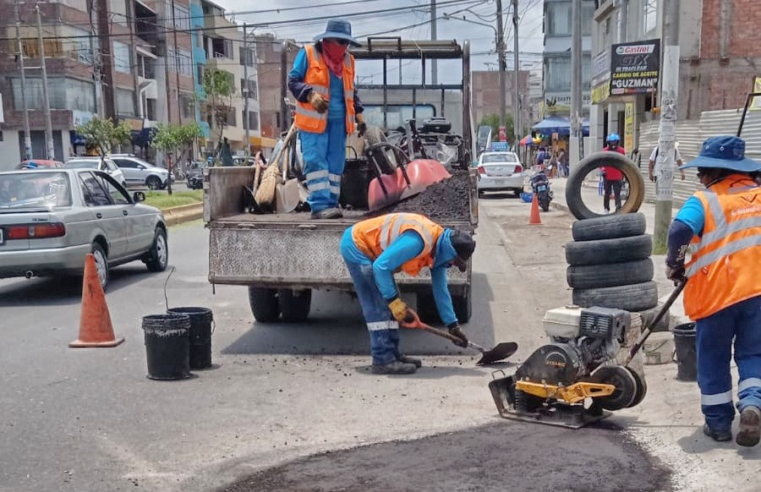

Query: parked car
[476,151,525,197]
[15,159,64,170]
[63,157,127,189]
[110,155,171,190]
[0,169,167,290]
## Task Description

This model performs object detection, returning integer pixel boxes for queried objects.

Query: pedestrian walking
[288,18,367,219]
[666,135,761,447]
[557,148,568,177]
[649,143,687,182]
[601,133,625,213]
[340,213,475,374]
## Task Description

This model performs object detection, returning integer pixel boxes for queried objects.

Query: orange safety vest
[352,213,445,277]
[683,175,761,320]
[294,44,356,135]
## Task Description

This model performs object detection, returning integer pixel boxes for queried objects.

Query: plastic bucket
[673,322,697,381]
[168,307,213,370]
[142,313,191,380]
[520,192,533,203]
[643,332,674,365]
[339,158,370,209]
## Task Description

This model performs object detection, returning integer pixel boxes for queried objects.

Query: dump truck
[204,39,478,324]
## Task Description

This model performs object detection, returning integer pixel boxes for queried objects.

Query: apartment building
[471,69,530,131]
[254,33,297,140]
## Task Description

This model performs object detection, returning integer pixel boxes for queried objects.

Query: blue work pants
[697,295,761,431]
[299,119,346,213]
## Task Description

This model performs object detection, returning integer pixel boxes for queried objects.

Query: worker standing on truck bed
[288,19,367,219]
[340,213,475,375]
[666,136,761,447]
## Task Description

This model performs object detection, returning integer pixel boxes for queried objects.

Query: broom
[255,123,298,206]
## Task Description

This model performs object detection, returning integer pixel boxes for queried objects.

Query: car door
[78,171,128,259]
[94,172,153,256]
[113,158,138,184]
[102,159,125,187]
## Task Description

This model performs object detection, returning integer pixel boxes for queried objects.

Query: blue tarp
[531,117,590,137]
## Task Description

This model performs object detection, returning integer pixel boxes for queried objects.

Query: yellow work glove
[355,113,367,137]
[388,297,415,324]
[307,91,328,114]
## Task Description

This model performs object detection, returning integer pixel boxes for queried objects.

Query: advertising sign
[591,50,612,104]
[624,103,634,151]
[610,40,660,96]
[499,126,506,142]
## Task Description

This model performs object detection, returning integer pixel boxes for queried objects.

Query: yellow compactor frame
[516,380,615,404]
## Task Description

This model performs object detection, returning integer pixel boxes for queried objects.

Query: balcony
[134,0,158,45]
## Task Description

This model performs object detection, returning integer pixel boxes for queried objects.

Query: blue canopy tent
[531,116,589,137]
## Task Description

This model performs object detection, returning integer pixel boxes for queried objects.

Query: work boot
[311,207,342,219]
[736,406,761,447]
[398,355,422,368]
[371,360,417,375]
[703,424,732,442]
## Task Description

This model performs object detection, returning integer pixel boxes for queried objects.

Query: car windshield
[64,160,99,169]
[0,172,72,209]
[481,153,518,164]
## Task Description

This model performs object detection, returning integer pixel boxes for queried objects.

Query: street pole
[35,6,55,160]
[430,0,437,85]
[243,23,250,158]
[569,0,582,170]
[496,0,506,134]
[512,0,520,145]
[653,0,680,253]
[15,0,32,160]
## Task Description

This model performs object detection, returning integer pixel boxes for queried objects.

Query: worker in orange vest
[341,213,475,374]
[666,136,761,447]
[288,19,367,219]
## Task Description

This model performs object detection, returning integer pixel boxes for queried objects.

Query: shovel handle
[403,312,483,352]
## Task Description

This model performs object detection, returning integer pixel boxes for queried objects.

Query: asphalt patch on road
[220,421,671,492]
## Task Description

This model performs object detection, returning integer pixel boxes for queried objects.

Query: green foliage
[479,113,515,145]
[202,68,237,141]
[150,123,203,153]
[75,117,131,156]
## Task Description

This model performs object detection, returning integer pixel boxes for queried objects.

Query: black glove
[356,114,367,137]
[447,322,468,348]
[666,264,686,284]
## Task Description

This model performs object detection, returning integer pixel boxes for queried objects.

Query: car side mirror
[132,191,146,203]
[137,165,144,170]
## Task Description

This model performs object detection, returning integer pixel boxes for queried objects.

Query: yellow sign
[624,103,634,152]
[752,77,761,110]
[591,82,610,104]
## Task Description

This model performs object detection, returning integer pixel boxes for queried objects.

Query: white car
[110,155,170,190]
[64,157,127,189]
[476,151,525,196]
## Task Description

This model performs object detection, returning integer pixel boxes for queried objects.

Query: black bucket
[168,307,213,370]
[142,313,191,380]
[673,322,697,382]
[340,158,370,209]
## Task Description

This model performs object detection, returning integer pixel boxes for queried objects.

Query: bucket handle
[163,266,177,312]
[211,319,216,335]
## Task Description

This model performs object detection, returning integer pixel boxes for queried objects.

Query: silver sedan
[0,169,168,290]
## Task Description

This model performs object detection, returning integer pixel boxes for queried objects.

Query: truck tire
[566,259,654,289]
[453,291,472,324]
[565,152,645,220]
[248,287,280,322]
[278,289,312,322]
[364,126,398,174]
[416,291,441,324]
[572,281,659,312]
[565,235,652,267]
[571,213,646,241]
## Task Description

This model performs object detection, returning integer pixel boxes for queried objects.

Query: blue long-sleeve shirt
[667,196,704,268]
[287,46,364,121]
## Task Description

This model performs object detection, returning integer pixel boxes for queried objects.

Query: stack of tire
[565,213,669,331]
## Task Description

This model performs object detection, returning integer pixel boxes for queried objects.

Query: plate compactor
[489,306,646,429]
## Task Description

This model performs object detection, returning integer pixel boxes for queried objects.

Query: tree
[75,117,131,157]
[479,113,515,145]
[202,68,237,153]
[151,122,203,194]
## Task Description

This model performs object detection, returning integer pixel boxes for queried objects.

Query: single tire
[565,151,645,220]
[571,213,647,241]
[278,289,312,322]
[565,235,652,267]
[627,366,648,408]
[638,302,671,332]
[364,126,398,174]
[453,290,472,324]
[540,199,550,212]
[416,291,441,324]
[247,287,280,322]
[566,259,654,289]
[591,366,638,411]
[91,242,109,291]
[572,281,659,312]
[145,228,168,272]
[146,176,162,190]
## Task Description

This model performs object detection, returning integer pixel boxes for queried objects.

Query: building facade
[471,69,531,134]
[255,33,298,140]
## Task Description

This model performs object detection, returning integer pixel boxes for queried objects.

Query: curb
[162,203,203,226]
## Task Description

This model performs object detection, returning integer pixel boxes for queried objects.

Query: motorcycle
[186,161,206,190]
[530,169,553,212]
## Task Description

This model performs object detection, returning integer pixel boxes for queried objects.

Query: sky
[213,0,545,84]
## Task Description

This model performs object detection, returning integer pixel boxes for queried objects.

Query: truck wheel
[453,291,472,324]
[416,291,441,324]
[248,287,280,322]
[278,289,312,322]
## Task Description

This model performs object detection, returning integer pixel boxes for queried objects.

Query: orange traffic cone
[529,192,542,225]
[69,254,125,348]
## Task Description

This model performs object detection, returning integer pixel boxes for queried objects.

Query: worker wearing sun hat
[288,19,367,219]
[665,135,761,447]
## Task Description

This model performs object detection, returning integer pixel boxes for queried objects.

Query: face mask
[322,40,348,77]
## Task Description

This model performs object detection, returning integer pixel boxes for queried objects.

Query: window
[180,93,195,119]
[582,2,595,36]
[98,174,130,204]
[12,78,94,113]
[69,27,96,64]
[544,56,571,92]
[239,47,255,67]
[113,41,132,73]
[173,4,190,30]
[79,172,111,206]
[643,0,658,34]
[242,110,259,131]
[211,38,233,59]
[220,108,236,127]
[168,48,192,76]
[546,2,571,36]
[114,158,138,169]
[362,104,436,130]
[116,88,135,116]
[197,64,204,84]
[241,78,257,100]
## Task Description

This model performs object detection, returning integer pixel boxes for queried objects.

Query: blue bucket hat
[680,136,761,173]
[313,19,361,47]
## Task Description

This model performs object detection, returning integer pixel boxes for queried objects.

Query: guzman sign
[610,39,660,96]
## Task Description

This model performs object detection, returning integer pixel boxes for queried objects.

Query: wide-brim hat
[680,135,761,172]
[314,19,361,47]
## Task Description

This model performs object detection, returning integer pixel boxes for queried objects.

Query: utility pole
[430,0,437,85]
[35,6,55,160]
[569,0,583,170]
[89,0,103,118]
[496,0,506,135]
[653,0,680,252]
[15,0,32,160]
[243,23,250,158]
[512,0,520,145]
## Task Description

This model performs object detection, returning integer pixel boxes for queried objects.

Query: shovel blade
[275,179,301,213]
[476,342,519,366]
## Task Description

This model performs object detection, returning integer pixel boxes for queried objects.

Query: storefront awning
[531,117,590,137]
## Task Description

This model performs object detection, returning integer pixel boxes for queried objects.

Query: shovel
[275,131,302,213]
[403,311,518,366]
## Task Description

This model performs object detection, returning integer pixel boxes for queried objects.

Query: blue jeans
[343,259,400,366]
[299,119,346,213]
[697,295,761,431]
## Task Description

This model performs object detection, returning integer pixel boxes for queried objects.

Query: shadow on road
[479,192,520,200]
